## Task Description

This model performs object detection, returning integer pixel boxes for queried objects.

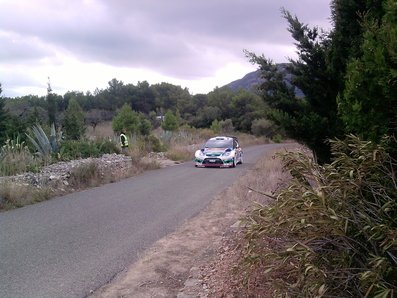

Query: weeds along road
[0,143,286,298]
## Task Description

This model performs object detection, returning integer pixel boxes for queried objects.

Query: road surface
[0,144,285,298]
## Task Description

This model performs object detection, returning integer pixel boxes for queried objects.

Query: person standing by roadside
[119,131,129,153]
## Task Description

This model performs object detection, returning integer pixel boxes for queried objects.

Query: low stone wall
[0,153,134,191]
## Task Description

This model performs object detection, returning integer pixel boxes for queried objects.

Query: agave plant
[26,123,60,165]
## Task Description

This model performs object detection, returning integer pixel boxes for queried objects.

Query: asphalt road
[0,143,285,298]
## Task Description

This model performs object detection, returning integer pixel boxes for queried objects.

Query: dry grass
[165,145,194,162]
[202,144,300,297]
[233,132,269,147]
[0,181,53,210]
[86,121,115,140]
[68,162,103,189]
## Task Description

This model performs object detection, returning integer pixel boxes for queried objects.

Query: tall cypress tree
[63,98,86,140]
[329,0,384,92]
[247,9,343,163]
[338,0,397,141]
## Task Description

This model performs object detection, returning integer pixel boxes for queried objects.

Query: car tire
[231,158,236,168]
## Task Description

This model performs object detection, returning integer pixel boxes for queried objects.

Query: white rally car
[194,136,243,168]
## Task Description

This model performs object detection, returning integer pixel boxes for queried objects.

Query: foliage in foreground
[241,135,397,297]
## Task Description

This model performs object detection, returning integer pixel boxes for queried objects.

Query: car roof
[209,136,237,141]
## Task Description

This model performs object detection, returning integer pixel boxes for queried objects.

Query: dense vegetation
[0,70,273,176]
[247,0,396,164]
[0,79,270,144]
[237,0,397,296]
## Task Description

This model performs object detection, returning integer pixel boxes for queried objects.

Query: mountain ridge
[223,63,303,97]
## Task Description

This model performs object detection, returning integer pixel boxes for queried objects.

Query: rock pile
[1,153,133,191]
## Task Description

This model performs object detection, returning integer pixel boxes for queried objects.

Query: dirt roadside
[90,145,296,298]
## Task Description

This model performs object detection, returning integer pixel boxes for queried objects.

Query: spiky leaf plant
[241,135,396,297]
[26,123,59,165]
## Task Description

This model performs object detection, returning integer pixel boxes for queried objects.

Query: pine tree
[247,9,343,163]
[339,0,397,141]
[63,98,86,140]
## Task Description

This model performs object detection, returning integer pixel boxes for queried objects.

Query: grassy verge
[0,181,53,209]
[202,145,297,296]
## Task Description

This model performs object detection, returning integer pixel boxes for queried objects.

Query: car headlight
[223,150,234,157]
[195,150,204,157]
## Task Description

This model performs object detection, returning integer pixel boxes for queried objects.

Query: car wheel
[231,158,236,168]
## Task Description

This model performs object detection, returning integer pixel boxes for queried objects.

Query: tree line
[0,77,270,145]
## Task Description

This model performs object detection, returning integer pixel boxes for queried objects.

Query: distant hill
[224,63,303,97]
[225,70,262,92]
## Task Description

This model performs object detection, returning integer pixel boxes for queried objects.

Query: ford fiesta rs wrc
[194,136,243,168]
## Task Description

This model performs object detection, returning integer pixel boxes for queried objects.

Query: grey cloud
[0,0,331,83]
[0,32,53,62]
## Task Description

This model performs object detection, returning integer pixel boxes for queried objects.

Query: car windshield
[205,138,233,149]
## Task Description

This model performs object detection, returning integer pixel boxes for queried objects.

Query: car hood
[202,147,232,156]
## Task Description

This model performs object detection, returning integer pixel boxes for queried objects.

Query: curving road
[0,144,285,298]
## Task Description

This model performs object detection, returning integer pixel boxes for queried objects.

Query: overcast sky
[0,0,332,98]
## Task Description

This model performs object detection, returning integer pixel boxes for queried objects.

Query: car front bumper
[194,157,234,168]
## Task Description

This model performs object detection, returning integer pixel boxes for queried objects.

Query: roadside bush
[240,135,397,297]
[96,138,120,154]
[210,119,221,134]
[0,181,52,209]
[166,146,192,162]
[0,138,41,176]
[68,162,102,188]
[251,118,277,137]
[59,139,119,160]
[272,133,283,143]
[142,134,167,153]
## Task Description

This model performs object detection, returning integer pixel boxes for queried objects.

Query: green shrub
[210,119,221,134]
[135,134,166,153]
[241,135,397,297]
[59,139,119,160]
[251,118,277,137]
[272,133,283,143]
[219,119,234,134]
[60,140,99,159]
[96,139,120,154]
